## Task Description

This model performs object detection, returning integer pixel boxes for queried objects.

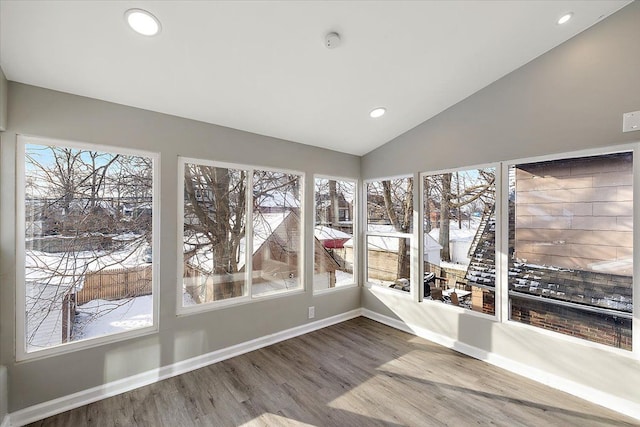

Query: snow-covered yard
[73,295,153,340]
[24,238,152,351]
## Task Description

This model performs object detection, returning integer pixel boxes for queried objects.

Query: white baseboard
[11,308,639,425]
[361,308,640,422]
[10,309,361,427]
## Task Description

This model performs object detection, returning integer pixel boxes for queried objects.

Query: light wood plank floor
[29,317,638,426]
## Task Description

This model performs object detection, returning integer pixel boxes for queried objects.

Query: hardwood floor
[29,317,637,426]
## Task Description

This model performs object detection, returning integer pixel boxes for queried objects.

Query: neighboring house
[314,226,352,249]
[366,194,388,225]
[315,192,353,233]
[254,189,300,214]
[314,226,354,287]
[465,161,633,349]
[26,197,144,236]
[121,202,153,220]
[343,225,441,282]
[184,211,340,303]
[512,153,632,276]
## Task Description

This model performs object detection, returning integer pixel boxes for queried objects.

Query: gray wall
[0,66,8,425]
[361,1,640,409]
[0,366,6,425]
[3,1,640,418]
[363,2,640,178]
[0,82,361,411]
[0,67,7,131]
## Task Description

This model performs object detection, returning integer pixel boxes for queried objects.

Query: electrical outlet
[308,306,315,319]
[623,111,640,132]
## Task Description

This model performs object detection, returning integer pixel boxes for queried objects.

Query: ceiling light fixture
[369,107,386,118]
[557,12,573,25]
[125,9,161,36]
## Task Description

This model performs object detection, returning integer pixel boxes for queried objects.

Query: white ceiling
[0,1,631,156]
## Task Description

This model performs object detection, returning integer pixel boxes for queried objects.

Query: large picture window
[313,177,356,291]
[182,163,249,304]
[251,170,303,297]
[180,159,303,310]
[423,167,496,315]
[365,177,413,291]
[508,152,633,349]
[19,137,157,357]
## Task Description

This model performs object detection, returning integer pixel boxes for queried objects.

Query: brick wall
[481,289,495,315]
[511,296,631,350]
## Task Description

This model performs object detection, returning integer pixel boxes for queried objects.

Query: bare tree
[424,169,495,262]
[24,144,153,350]
[366,178,413,281]
[314,178,354,230]
[183,166,302,301]
[183,165,246,298]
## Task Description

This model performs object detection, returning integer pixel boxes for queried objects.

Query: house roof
[255,191,300,209]
[344,227,441,252]
[314,226,352,241]
[187,211,293,273]
[465,205,633,313]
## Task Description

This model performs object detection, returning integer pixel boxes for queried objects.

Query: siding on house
[514,153,632,275]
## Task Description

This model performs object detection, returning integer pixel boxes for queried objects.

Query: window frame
[502,144,639,355]
[312,174,358,295]
[177,157,305,316]
[363,174,414,297]
[419,163,501,321]
[16,135,161,361]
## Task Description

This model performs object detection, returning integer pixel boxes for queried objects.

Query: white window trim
[177,157,305,316]
[503,143,638,357]
[16,135,161,361]
[419,163,500,321]
[364,175,414,293]
[312,175,358,295]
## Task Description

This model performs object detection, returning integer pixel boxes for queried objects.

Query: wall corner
[0,67,7,131]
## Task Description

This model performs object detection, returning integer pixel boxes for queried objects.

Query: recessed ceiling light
[557,12,573,25]
[370,107,386,118]
[125,9,161,36]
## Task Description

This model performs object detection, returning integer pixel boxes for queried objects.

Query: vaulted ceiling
[0,1,631,155]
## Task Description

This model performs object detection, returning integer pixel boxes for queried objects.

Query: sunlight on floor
[238,413,317,426]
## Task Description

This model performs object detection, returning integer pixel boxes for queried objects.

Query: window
[182,163,248,304]
[508,152,633,349]
[365,177,413,291]
[423,167,496,315]
[19,137,157,358]
[180,159,303,310]
[313,177,356,291]
[251,170,303,297]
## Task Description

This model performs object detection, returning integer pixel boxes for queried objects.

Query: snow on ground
[25,241,149,287]
[335,270,354,285]
[25,239,151,350]
[74,295,153,340]
[313,270,354,290]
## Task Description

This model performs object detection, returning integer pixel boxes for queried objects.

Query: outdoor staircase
[465,207,496,289]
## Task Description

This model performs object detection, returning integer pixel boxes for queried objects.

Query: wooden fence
[76,265,152,305]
